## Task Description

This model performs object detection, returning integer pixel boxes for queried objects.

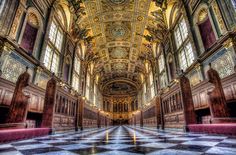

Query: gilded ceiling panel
[79,0,160,95]
[109,47,129,59]
[103,81,137,95]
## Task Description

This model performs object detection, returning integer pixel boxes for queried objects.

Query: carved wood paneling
[53,87,78,131]
[192,73,236,109]
[0,77,45,112]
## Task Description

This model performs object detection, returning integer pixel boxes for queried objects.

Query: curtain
[20,23,38,54]
[198,17,216,50]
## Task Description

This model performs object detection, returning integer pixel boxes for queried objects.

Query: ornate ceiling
[76,0,165,95]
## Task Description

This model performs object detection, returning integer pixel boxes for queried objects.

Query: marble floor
[1,126,236,155]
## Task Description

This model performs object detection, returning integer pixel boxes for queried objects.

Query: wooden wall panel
[192,73,236,109]
[53,87,77,131]
[83,105,98,128]
[0,77,45,112]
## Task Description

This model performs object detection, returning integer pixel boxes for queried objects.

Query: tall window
[44,21,63,75]
[143,83,146,104]
[72,55,81,91]
[149,71,155,99]
[158,54,167,88]
[174,18,195,71]
[85,72,90,100]
[159,54,165,72]
[93,83,97,106]
[178,42,195,70]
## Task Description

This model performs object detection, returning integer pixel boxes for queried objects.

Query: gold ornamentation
[9,7,24,39]
[212,0,227,34]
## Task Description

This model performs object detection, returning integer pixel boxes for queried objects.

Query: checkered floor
[1,126,236,155]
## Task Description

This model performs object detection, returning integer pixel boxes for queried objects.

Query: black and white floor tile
[1,126,236,155]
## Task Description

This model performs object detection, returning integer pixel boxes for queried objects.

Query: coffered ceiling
[78,0,163,95]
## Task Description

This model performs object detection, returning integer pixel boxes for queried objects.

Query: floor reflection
[0,126,236,155]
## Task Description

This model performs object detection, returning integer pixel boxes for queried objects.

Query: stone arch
[54,0,72,31]
[168,2,180,29]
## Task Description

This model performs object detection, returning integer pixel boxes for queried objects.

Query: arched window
[143,82,146,104]
[149,71,155,99]
[72,54,81,91]
[158,53,167,88]
[85,72,90,100]
[158,54,165,73]
[174,18,195,71]
[93,83,97,106]
[20,13,39,54]
[197,9,216,49]
[43,17,64,75]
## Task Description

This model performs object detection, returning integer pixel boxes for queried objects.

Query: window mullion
[54,24,59,45]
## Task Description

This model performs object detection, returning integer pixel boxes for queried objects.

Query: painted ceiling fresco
[102,81,137,96]
[75,0,166,95]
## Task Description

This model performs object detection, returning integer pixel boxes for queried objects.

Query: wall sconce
[174,79,179,83]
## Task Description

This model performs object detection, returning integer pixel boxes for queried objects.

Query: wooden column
[140,110,144,127]
[75,97,80,131]
[41,76,57,128]
[155,96,162,129]
[5,68,30,128]
[179,73,197,130]
[78,98,84,130]
[207,64,230,122]
[97,111,101,128]
[105,116,107,127]
[134,115,136,126]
